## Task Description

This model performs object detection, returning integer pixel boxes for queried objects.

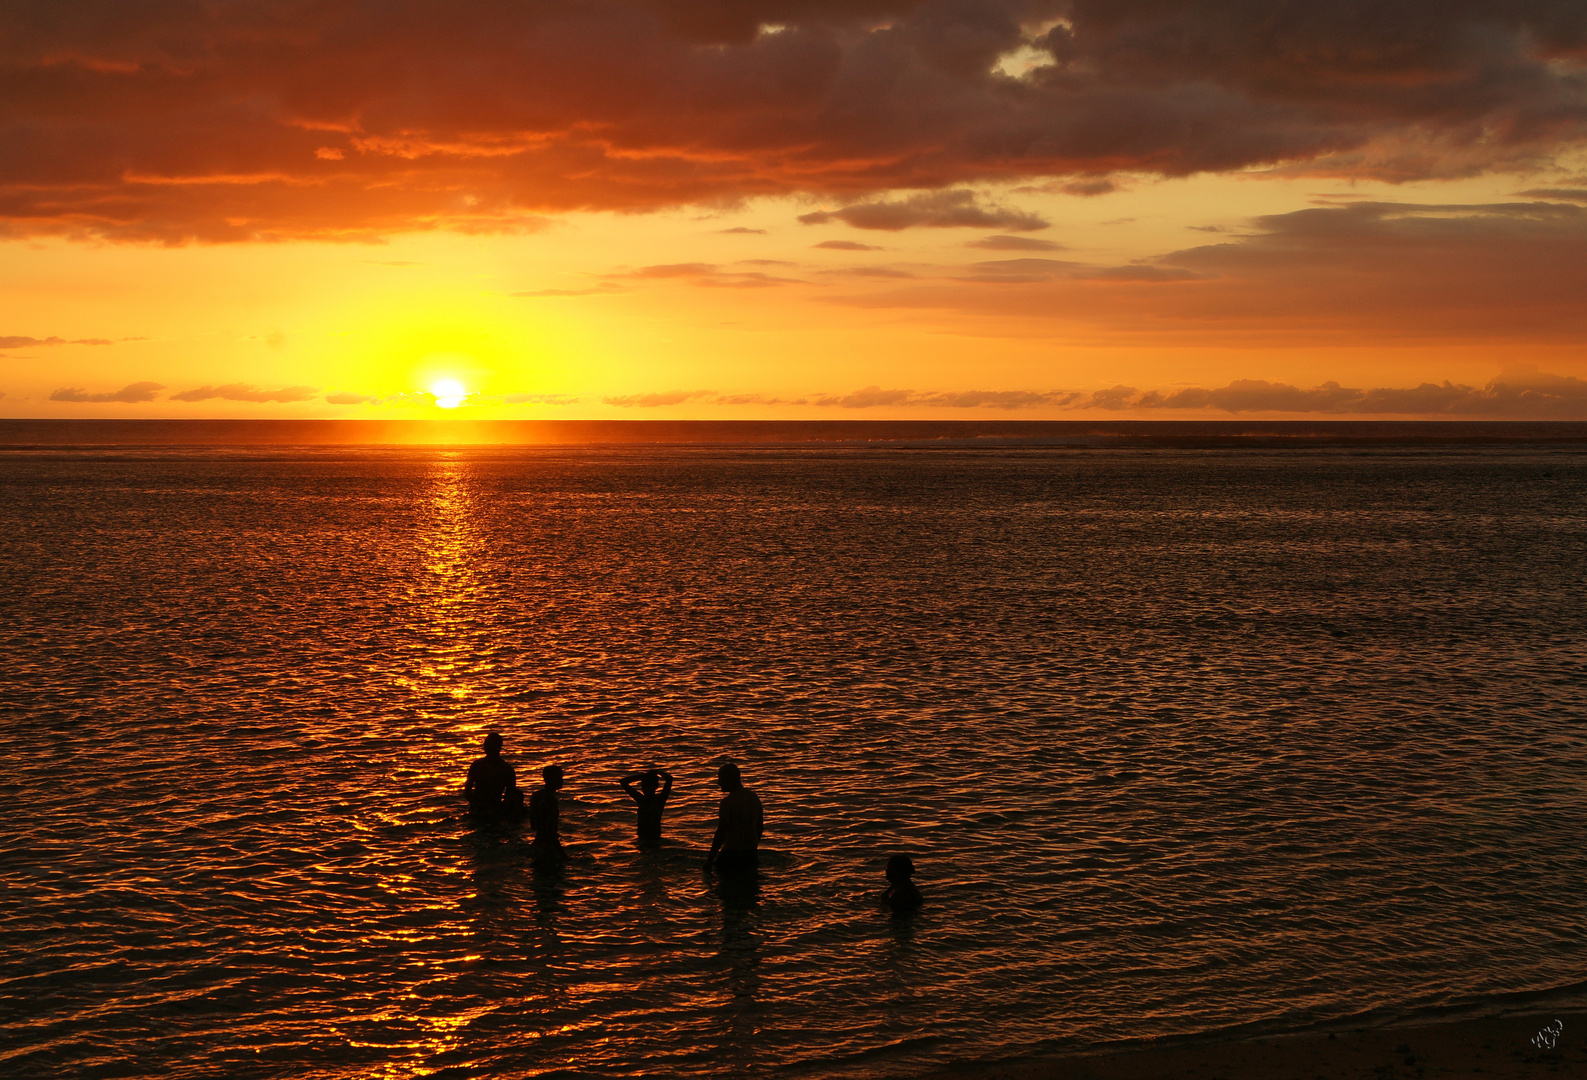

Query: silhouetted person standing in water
[620,769,673,847]
[528,765,565,863]
[463,733,522,819]
[883,855,922,912]
[705,762,763,873]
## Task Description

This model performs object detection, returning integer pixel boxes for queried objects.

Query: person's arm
[705,799,727,870]
[659,772,674,800]
[619,773,642,801]
[463,761,478,800]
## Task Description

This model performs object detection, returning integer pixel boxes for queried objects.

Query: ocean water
[3,435,1587,1078]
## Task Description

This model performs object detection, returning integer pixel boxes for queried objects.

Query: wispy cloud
[1088,371,1587,418]
[170,384,318,403]
[807,386,1077,410]
[602,391,715,407]
[50,382,165,403]
[1515,188,1587,203]
[610,263,805,288]
[823,266,916,279]
[2,335,115,348]
[966,235,1064,251]
[503,393,579,405]
[818,199,1587,346]
[800,191,1049,232]
[511,286,626,297]
[954,258,1082,283]
[596,370,1587,417]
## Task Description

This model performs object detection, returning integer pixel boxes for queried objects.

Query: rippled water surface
[4,443,1587,1078]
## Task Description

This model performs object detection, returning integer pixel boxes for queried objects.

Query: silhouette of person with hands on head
[883,854,922,913]
[463,733,522,819]
[619,769,673,847]
[528,765,565,863]
[705,762,762,873]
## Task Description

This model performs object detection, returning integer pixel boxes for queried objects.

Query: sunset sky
[4,0,1587,419]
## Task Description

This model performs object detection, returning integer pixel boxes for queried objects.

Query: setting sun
[431,379,467,409]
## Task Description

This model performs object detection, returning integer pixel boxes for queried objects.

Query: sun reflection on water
[406,455,495,710]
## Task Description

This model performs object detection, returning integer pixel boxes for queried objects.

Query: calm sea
[4,424,1586,1078]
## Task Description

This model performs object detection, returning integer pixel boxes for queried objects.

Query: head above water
[483,732,503,755]
[543,764,564,788]
[717,762,742,792]
[886,855,915,883]
[640,770,660,794]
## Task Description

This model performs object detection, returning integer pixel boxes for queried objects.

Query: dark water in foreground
[3,439,1586,1078]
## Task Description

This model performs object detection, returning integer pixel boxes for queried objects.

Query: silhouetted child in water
[619,769,673,847]
[528,765,565,864]
[884,855,922,912]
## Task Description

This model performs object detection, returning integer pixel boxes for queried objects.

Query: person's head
[483,733,503,756]
[543,765,564,789]
[886,855,915,884]
[640,770,660,795]
[717,762,742,792]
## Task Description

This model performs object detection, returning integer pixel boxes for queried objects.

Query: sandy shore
[914,1010,1584,1080]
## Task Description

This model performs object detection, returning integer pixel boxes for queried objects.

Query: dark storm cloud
[170,383,318,403]
[50,381,165,403]
[3,1,1582,241]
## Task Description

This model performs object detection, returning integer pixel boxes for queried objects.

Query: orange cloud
[1088,371,1587,417]
[1,1,1582,241]
[583,371,1587,416]
[798,190,1049,231]
[823,198,1587,345]
[169,384,318,403]
[0,335,114,347]
[50,382,165,403]
[965,234,1063,250]
[609,263,807,287]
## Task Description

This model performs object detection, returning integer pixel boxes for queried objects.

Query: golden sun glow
[430,378,468,409]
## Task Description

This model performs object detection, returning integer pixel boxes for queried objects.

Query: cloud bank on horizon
[3,0,1585,241]
[33,369,1587,418]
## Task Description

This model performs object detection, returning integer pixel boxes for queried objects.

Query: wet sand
[917,1011,1585,1080]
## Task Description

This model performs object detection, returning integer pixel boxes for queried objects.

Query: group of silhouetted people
[462,732,920,910]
